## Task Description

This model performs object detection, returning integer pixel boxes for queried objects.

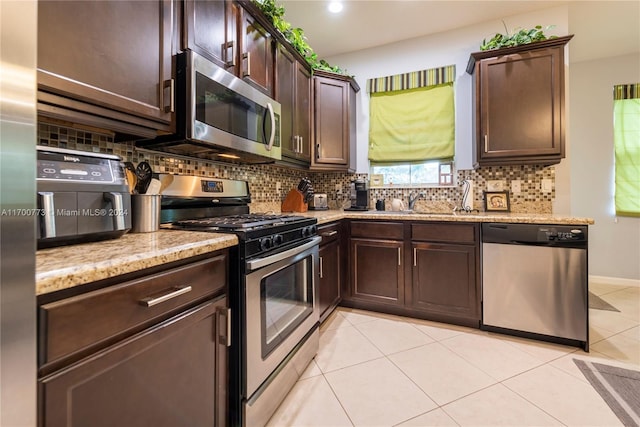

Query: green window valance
[367,65,456,164]
[367,65,456,94]
[613,83,640,217]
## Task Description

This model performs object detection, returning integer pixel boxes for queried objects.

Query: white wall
[570,53,640,281]
[326,6,570,174]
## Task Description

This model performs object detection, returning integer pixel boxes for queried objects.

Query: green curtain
[614,94,640,217]
[368,83,454,163]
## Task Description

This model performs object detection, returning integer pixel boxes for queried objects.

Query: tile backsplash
[38,123,554,213]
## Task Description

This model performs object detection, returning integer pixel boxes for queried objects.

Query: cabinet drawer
[351,221,404,240]
[318,222,341,245]
[40,253,227,366]
[411,223,477,244]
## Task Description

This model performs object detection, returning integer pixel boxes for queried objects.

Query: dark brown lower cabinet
[318,221,344,322]
[411,243,479,321]
[39,297,228,427]
[344,220,480,327]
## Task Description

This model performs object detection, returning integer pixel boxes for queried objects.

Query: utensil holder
[281,189,308,213]
[131,194,161,233]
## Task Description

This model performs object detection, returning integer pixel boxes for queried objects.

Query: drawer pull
[139,285,192,307]
[321,230,338,237]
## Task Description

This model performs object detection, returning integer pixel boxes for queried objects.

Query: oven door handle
[246,236,321,272]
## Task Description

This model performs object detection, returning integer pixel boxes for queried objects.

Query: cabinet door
[313,76,349,167]
[39,298,229,427]
[239,8,274,95]
[319,239,341,321]
[350,238,404,305]
[38,0,174,129]
[184,0,236,70]
[276,44,297,159]
[295,61,312,161]
[478,47,563,163]
[411,243,479,321]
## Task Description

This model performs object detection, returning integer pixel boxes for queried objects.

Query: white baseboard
[589,275,640,287]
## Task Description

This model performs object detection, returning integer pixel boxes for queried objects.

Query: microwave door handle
[265,102,276,151]
[38,192,56,238]
[103,192,126,230]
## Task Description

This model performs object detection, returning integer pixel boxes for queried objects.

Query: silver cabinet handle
[226,308,231,347]
[316,143,321,160]
[139,285,192,307]
[163,79,174,113]
[265,102,275,151]
[321,230,338,237]
[319,256,324,279]
[398,247,401,266]
[38,192,56,238]
[223,41,235,68]
[242,51,251,77]
[484,134,488,153]
[104,192,126,231]
[413,247,417,267]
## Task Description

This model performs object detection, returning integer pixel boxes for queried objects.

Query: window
[371,161,454,186]
[367,66,456,186]
[613,84,640,217]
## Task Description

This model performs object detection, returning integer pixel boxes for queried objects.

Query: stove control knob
[259,237,274,251]
[273,234,284,246]
[302,225,317,238]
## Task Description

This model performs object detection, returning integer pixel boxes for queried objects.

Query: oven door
[244,236,320,398]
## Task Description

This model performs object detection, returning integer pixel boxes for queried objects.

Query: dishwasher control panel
[538,227,585,242]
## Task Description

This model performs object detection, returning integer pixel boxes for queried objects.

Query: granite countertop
[301,209,595,226]
[36,230,238,296]
[36,210,593,296]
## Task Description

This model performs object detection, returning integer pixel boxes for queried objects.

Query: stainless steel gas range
[160,175,320,427]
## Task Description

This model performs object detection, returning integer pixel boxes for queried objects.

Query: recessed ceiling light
[328,1,343,14]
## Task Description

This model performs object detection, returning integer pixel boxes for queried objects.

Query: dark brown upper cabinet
[183,0,274,97]
[468,35,573,167]
[37,0,175,137]
[276,43,312,165]
[311,71,359,171]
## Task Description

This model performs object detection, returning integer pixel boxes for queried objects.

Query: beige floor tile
[299,359,323,379]
[549,350,632,383]
[590,332,640,366]
[354,318,434,355]
[325,358,437,427]
[589,308,639,335]
[439,332,545,381]
[266,375,353,427]
[395,408,458,426]
[493,333,578,363]
[315,325,384,373]
[409,318,474,342]
[337,307,398,325]
[601,291,640,321]
[590,322,619,343]
[620,325,640,341]
[443,383,563,426]
[389,342,496,406]
[503,364,623,426]
[320,310,351,332]
[589,282,628,296]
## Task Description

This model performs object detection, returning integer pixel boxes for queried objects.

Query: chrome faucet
[408,192,425,211]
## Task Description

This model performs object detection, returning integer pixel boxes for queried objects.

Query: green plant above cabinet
[468,35,573,167]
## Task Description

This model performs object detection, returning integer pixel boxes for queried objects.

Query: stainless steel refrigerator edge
[1,1,38,425]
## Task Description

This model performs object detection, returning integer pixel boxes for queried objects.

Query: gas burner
[173,213,307,230]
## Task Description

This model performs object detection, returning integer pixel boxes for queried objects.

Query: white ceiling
[279,0,640,63]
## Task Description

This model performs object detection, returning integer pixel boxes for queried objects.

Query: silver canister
[131,194,161,233]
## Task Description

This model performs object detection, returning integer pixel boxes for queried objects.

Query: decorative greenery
[252,0,346,74]
[480,24,557,51]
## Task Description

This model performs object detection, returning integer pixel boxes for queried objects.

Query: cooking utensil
[145,178,162,195]
[135,161,153,195]
[124,162,138,194]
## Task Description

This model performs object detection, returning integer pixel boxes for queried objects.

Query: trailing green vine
[480,24,557,51]
[252,0,346,74]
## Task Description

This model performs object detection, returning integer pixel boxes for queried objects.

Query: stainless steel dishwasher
[481,223,589,350]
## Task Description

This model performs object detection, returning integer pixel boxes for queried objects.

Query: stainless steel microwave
[137,50,281,164]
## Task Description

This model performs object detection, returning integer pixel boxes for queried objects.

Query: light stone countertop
[36,230,238,296]
[300,209,595,226]
[36,210,593,296]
